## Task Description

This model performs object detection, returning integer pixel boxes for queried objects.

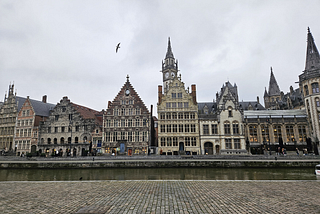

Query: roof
[17,96,56,117]
[72,103,101,120]
[239,101,265,110]
[244,109,307,118]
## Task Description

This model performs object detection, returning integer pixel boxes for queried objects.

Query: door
[179,142,184,151]
[120,143,125,153]
[204,142,213,155]
[215,145,220,154]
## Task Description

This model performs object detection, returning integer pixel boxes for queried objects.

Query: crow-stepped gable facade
[103,76,151,156]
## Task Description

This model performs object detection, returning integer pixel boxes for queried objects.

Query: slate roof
[239,101,265,111]
[17,96,56,117]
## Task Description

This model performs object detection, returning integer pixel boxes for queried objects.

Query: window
[54,138,57,144]
[143,132,148,141]
[261,125,270,142]
[47,138,51,144]
[184,124,190,132]
[128,119,132,127]
[75,126,79,132]
[178,113,183,119]
[26,110,30,116]
[121,108,125,116]
[55,115,59,121]
[273,125,282,143]
[234,139,240,149]
[316,98,320,107]
[286,125,295,142]
[191,124,196,132]
[172,124,177,132]
[185,137,190,146]
[143,119,147,126]
[48,127,51,133]
[225,139,232,149]
[128,132,132,141]
[312,82,319,93]
[173,137,178,146]
[178,93,182,98]
[224,122,230,134]
[55,127,58,133]
[232,123,239,134]
[167,124,171,133]
[172,93,176,98]
[69,114,73,121]
[75,137,79,143]
[121,132,126,140]
[106,132,111,142]
[135,119,140,127]
[114,108,119,116]
[179,124,183,132]
[304,85,309,96]
[167,137,172,146]
[191,137,196,146]
[172,113,177,119]
[135,132,139,142]
[249,125,258,142]
[212,124,218,134]
[61,127,65,133]
[184,113,189,119]
[178,102,183,108]
[228,107,233,117]
[172,102,177,108]
[203,124,209,134]
[161,137,166,146]
[166,103,171,108]
[60,137,65,144]
[121,119,125,127]
[160,113,165,120]
[298,126,306,142]
[160,125,165,133]
[166,113,171,120]
[136,108,140,115]
[184,102,189,108]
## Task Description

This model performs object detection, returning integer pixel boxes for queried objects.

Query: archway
[204,142,213,155]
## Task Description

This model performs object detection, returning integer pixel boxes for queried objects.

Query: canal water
[0,167,317,181]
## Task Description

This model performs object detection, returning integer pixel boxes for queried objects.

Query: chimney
[257,96,259,104]
[42,95,47,103]
[158,85,163,104]
[191,84,197,104]
[150,104,153,116]
[290,86,294,96]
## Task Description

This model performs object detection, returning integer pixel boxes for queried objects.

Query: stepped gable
[108,76,149,113]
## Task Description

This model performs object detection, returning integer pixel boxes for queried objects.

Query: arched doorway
[179,142,184,151]
[31,145,37,153]
[215,145,220,154]
[204,142,213,155]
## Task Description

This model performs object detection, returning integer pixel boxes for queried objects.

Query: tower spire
[268,67,280,96]
[165,37,174,59]
[305,27,320,71]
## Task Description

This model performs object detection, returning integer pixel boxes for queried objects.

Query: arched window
[54,138,57,144]
[228,106,233,117]
[316,98,320,107]
[60,137,64,144]
[232,122,239,134]
[68,137,71,144]
[83,136,87,142]
[47,138,51,144]
[75,137,79,143]
[249,125,258,142]
[312,82,319,94]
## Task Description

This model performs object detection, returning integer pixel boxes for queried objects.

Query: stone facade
[299,28,320,146]
[198,82,247,155]
[0,84,25,152]
[14,96,55,156]
[157,39,200,156]
[103,76,151,156]
[38,96,102,157]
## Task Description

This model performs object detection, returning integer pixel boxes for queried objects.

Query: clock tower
[162,38,178,93]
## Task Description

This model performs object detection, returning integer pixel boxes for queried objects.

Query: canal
[0,167,317,181]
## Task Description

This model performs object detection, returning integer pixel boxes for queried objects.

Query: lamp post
[69,119,73,157]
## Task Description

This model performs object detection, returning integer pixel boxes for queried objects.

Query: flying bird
[116,43,121,53]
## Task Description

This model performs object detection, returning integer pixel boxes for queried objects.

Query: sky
[1,0,320,116]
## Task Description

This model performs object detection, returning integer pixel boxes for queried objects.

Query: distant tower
[299,27,320,142]
[161,38,178,93]
[264,67,281,109]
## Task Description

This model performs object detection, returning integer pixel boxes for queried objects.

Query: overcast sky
[1,0,320,115]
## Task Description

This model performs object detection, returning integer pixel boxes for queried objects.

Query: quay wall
[0,159,319,169]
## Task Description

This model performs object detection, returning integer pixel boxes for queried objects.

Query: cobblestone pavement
[0,180,320,214]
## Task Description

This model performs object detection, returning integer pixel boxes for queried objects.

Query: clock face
[171,72,175,77]
[165,72,169,78]
[125,89,130,95]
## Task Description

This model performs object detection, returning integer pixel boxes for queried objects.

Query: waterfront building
[38,96,102,157]
[103,76,151,156]
[198,82,251,155]
[14,95,55,156]
[0,84,26,152]
[299,28,320,148]
[157,38,200,155]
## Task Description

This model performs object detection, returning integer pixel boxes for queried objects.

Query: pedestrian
[296,148,299,156]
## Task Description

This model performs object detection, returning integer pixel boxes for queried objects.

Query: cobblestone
[0,180,319,214]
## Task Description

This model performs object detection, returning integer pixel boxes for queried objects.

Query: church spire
[268,67,281,96]
[305,27,320,71]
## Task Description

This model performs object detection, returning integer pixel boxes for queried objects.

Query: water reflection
[0,167,316,181]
